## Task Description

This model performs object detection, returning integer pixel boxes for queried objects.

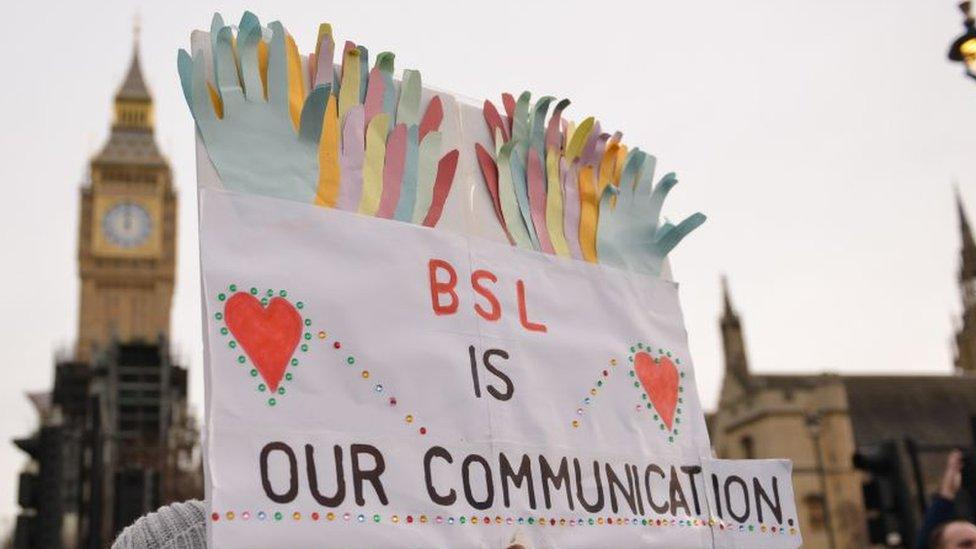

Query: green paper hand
[596,150,706,276]
[177,14,327,204]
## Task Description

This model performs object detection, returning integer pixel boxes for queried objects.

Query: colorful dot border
[329,333,429,436]
[569,343,688,443]
[627,342,686,443]
[209,509,798,536]
[214,284,306,407]
[570,357,619,428]
[214,281,428,435]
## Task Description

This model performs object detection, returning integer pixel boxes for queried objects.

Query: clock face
[102,202,152,248]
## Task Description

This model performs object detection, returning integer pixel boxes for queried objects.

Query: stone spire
[117,16,150,101]
[117,48,151,102]
[720,276,751,383]
[958,189,976,284]
[93,25,164,166]
[955,191,976,373]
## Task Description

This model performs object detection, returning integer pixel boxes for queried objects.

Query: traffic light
[12,426,64,549]
[853,440,915,546]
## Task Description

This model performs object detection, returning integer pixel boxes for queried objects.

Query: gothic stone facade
[709,199,976,549]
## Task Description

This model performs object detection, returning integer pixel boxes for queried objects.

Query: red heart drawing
[634,352,679,430]
[224,292,302,393]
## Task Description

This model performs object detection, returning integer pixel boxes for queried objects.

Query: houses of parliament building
[708,199,976,548]
[10,40,202,548]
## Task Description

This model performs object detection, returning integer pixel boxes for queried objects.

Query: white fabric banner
[199,187,800,548]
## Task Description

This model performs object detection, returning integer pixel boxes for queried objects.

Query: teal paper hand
[177,14,327,204]
[596,150,706,276]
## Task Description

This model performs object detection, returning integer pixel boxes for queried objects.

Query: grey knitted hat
[112,499,207,549]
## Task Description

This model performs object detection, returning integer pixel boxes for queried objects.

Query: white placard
[198,187,800,548]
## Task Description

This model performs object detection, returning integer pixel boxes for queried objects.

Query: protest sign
[184,11,802,547]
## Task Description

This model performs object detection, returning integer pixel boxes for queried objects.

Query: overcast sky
[1,0,974,526]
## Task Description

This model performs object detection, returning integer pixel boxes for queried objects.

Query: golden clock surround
[91,193,163,258]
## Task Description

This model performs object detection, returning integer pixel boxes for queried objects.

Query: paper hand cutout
[178,12,459,227]
[474,92,706,277]
[596,151,706,276]
[178,15,323,203]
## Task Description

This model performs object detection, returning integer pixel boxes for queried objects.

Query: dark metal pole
[808,412,838,549]
[905,438,928,514]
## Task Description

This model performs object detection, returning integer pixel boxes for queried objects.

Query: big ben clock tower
[76,42,176,360]
[11,32,199,548]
